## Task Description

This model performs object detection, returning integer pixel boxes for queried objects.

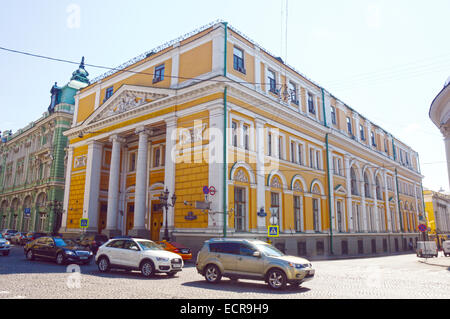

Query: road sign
[80,218,89,228]
[24,208,31,217]
[203,186,210,195]
[268,225,279,237]
[418,224,427,232]
[209,186,216,196]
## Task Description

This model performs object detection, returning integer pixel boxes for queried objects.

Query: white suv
[95,238,183,277]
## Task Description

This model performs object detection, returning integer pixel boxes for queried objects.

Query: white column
[60,146,74,232]
[83,140,103,233]
[360,176,368,232]
[130,126,151,238]
[164,116,177,231]
[344,155,354,233]
[383,170,392,232]
[327,148,336,231]
[105,135,125,236]
[372,182,379,232]
[208,105,224,231]
[255,118,267,232]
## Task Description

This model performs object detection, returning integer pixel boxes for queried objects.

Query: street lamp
[159,188,177,241]
[48,200,63,235]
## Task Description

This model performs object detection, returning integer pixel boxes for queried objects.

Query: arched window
[364,172,371,198]
[350,167,358,195]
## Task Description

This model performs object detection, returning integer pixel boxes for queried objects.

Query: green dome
[70,56,90,85]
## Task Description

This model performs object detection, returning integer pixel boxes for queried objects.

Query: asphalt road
[0,245,449,299]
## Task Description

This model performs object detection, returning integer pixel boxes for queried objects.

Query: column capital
[109,134,126,144]
[135,126,152,136]
[164,115,177,128]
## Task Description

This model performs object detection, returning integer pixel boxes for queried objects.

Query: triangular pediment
[334,184,347,195]
[84,85,174,125]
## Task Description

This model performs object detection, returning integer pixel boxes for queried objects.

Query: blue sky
[1,0,449,191]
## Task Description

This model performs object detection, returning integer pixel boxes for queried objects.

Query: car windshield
[254,243,285,257]
[136,240,163,251]
[54,238,67,247]
[7,230,17,233]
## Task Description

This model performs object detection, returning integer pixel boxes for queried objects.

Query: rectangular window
[360,124,365,141]
[278,136,283,160]
[153,64,165,83]
[316,150,321,170]
[268,70,277,94]
[233,47,246,74]
[270,192,280,226]
[268,132,272,156]
[129,152,136,172]
[153,147,161,168]
[337,201,343,232]
[313,198,320,232]
[330,106,337,125]
[291,142,296,163]
[308,93,315,114]
[298,144,303,165]
[309,149,314,168]
[347,117,353,136]
[371,131,376,147]
[294,195,302,232]
[232,121,238,147]
[243,125,249,150]
[289,81,298,105]
[234,187,246,232]
[105,86,114,100]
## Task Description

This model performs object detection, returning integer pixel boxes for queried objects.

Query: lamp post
[48,199,63,235]
[159,188,176,241]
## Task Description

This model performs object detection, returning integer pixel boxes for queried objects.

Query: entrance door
[98,203,107,234]
[150,201,163,241]
[126,203,134,235]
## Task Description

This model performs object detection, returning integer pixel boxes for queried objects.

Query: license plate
[80,257,88,260]
[172,264,181,268]
[308,270,315,275]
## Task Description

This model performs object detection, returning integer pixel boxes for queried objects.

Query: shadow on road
[182,279,310,295]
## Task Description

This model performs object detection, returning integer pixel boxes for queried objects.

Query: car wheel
[140,260,155,278]
[56,253,65,265]
[267,268,287,290]
[26,249,34,261]
[204,264,222,284]
[97,256,110,273]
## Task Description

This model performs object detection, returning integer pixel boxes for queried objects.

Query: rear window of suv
[209,242,240,254]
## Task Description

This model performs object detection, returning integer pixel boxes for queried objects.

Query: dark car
[23,232,47,244]
[76,233,108,254]
[24,236,93,265]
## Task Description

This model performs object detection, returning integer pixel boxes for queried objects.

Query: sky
[0,0,449,192]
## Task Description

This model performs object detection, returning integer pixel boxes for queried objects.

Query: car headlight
[288,263,310,269]
[156,257,169,262]
[65,250,75,255]
[5,241,10,245]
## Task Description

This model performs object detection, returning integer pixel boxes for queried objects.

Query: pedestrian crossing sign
[268,225,279,237]
[80,218,89,228]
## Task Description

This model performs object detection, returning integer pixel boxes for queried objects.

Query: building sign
[24,208,31,217]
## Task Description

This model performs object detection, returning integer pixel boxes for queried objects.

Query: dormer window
[289,81,299,105]
[233,47,246,74]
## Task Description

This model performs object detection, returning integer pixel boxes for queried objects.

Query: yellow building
[423,189,450,247]
[61,21,424,257]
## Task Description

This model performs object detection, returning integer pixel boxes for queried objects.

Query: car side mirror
[253,251,261,258]
[131,246,139,251]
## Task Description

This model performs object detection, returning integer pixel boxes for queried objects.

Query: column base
[128,228,151,239]
[102,228,122,239]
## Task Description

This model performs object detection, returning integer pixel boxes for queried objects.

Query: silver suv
[196,238,315,290]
